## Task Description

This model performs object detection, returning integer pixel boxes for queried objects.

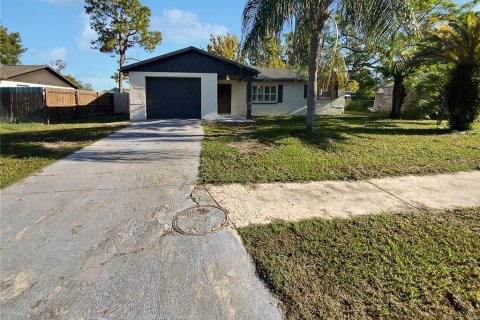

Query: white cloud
[77,12,97,50]
[152,9,228,45]
[45,0,83,5]
[34,47,68,62]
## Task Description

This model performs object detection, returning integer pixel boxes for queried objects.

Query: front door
[217,84,232,114]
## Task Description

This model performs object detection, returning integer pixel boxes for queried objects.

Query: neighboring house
[374,83,422,116]
[121,46,344,120]
[373,83,394,113]
[107,87,129,94]
[0,65,79,89]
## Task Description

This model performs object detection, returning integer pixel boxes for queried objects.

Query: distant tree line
[207,0,479,131]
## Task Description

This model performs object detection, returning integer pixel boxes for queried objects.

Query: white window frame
[252,85,277,104]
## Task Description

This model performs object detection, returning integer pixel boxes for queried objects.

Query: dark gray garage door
[146,77,201,119]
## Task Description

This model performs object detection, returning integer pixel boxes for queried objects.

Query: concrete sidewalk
[1,120,281,320]
[207,171,480,227]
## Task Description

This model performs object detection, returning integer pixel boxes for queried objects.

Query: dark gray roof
[252,66,305,82]
[0,65,47,79]
[121,47,306,82]
[121,46,259,74]
[0,65,79,88]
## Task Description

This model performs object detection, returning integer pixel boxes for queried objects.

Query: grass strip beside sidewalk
[239,208,480,319]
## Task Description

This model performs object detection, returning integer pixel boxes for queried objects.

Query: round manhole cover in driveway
[173,206,227,235]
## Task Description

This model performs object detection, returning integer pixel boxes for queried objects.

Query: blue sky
[0,0,476,90]
[1,0,246,90]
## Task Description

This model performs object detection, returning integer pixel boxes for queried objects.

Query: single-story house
[121,46,344,120]
[0,65,79,89]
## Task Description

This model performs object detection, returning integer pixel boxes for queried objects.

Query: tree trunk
[119,53,125,93]
[306,30,321,131]
[390,75,405,118]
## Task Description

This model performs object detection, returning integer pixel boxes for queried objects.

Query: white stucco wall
[218,80,308,116]
[128,73,344,119]
[250,82,345,116]
[251,82,306,116]
[128,71,217,120]
[218,80,247,117]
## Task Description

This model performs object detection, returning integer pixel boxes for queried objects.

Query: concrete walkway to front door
[0,120,282,319]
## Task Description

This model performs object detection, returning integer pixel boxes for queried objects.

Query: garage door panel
[146,77,201,119]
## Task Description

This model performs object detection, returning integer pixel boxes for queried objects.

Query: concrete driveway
[0,120,282,319]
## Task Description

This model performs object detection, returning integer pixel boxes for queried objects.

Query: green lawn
[239,208,480,319]
[200,113,480,184]
[0,116,129,189]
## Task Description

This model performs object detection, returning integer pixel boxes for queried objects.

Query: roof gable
[121,47,259,77]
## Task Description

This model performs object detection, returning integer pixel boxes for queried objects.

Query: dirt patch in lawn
[230,140,278,155]
[42,141,79,150]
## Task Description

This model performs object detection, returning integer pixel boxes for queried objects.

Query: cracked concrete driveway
[0,120,282,320]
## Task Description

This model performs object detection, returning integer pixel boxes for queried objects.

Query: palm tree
[431,12,480,66]
[242,0,414,130]
[380,50,420,118]
[430,11,480,130]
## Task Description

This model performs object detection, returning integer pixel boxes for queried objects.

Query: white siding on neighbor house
[316,88,346,115]
[373,85,393,113]
[0,80,75,90]
[128,71,217,120]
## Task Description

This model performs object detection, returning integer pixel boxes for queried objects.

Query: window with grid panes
[252,85,277,103]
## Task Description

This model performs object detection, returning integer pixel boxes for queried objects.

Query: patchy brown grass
[230,140,278,155]
[42,141,79,150]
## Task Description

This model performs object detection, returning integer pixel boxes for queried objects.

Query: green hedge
[445,63,480,131]
[345,99,374,112]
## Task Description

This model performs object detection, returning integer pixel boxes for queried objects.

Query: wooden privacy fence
[1,87,119,123]
[45,88,114,122]
[0,87,45,122]
[113,93,129,114]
